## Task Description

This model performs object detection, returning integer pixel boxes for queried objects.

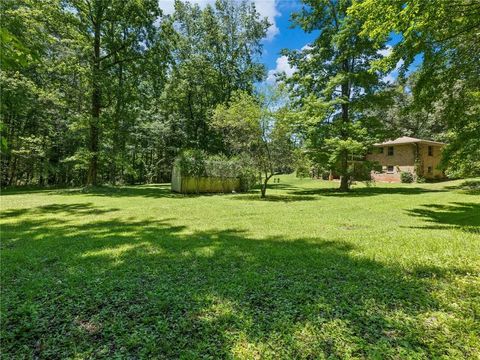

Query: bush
[400,171,414,183]
[349,161,374,182]
[458,180,480,190]
[174,149,207,177]
[416,176,426,183]
[174,151,257,192]
[295,153,312,178]
[296,164,311,178]
[204,154,240,178]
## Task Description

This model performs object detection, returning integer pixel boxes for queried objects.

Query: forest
[1,0,479,189]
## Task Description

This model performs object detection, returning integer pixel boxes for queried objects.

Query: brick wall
[417,144,444,179]
[366,143,445,182]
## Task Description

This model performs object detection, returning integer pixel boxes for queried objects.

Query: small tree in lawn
[212,91,294,198]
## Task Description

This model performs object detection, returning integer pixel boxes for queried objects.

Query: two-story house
[366,136,446,182]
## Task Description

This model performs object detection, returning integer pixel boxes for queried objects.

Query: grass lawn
[1,176,479,359]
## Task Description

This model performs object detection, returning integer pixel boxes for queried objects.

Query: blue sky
[260,1,317,69]
[158,0,318,80]
[158,0,419,83]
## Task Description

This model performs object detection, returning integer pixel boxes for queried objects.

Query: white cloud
[265,42,315,85]
[377,45,393,58]
[253,0,280,40]
[266,55,295,84]
[301,44,313,51]
[382,59,404,84]
[158,0,177,15]
[158,0,280,40]
[378,45,405,84]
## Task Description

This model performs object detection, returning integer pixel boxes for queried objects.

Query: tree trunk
[87,21,101,186]
[261,182,267,198]
[8,156,17,186]
[338,60,351,192]
[260,173,272,198]
[339,162,349,192]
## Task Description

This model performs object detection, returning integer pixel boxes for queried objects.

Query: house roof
[373,136,445,147]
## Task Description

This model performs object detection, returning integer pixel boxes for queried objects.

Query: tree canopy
[1,0,478,189]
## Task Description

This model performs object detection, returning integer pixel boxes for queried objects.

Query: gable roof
[373,136,445,147]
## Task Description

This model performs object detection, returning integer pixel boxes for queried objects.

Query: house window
[387,165,394,173]
[387,146,394,156]
[379,147,384,154]
[428,146,433,156]
[427,166,433,174]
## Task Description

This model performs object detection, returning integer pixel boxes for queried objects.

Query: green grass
[1,176,479,359]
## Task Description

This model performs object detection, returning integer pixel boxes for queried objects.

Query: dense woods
[1,0,269,187]
[1,0,479,188]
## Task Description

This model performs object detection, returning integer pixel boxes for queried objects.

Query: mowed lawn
[1,176,479,359]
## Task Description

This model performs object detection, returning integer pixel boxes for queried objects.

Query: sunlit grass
[1,176,479,358]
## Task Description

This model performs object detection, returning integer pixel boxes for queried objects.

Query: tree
[367,74,448,141]
[350,0,480,177]
[0,0,272,188]
[1,0,72,186]
[163,0,269,153]
[211,90,295,198]
[62,0,160,185]
[283,0,387,191]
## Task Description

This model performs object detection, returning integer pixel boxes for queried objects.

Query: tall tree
[284,0,386,191]
[0,0,275,188]
[165,0,268,152]
[63,0,160,185]
[350,0,480,177]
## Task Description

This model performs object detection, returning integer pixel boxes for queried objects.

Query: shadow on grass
[57,184,180,199]
[1,203,462,358]
[233,194,317,202]
[289,186,446,198]
[2,182,449,201]
[445,180,480,195]
[1,187,62,196]
[266,182,303,191]
[1,184,181,199]
[407,202,480,234]
[0,203,120,220]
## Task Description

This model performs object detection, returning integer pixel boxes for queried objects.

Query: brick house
[366,136,446,182]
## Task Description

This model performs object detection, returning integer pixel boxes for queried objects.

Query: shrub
[174,149,207,177]
[174,151,257,192]
[400,171,414,183]
[296,163,311,178]
[416,176,426,183]
[349,161,374,182]
[204,154,239,178]
[295,153,312,178]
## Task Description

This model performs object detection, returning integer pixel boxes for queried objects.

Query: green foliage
[160,0,268,152]
[211,89,296,197]
[416,176,426,184]
[440,90,480,178]
[2,176,479,358]
[174,149,208,178]
[284,0,388,191]
[295,153,313,178]
[0,0,269,187]
[174,150,256,192]
[401,171,414,184]
[348,161,374,183]
[350,0,480,177]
